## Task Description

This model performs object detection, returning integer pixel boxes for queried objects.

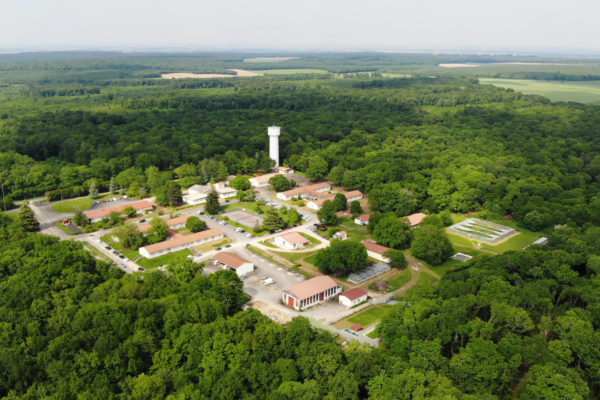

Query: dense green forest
[3,53,600,398]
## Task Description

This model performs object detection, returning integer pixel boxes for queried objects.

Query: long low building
[212,252,254,276]
[282,276,342,310]
[276,182,331,201]
[275,232,310,249]
[139,228,225,259]
[85,200,155,223]
[183,192,208,205]
[138,215,190,234]
[249,173,279,188]
[307,190,364,211]
[362,241,391,263]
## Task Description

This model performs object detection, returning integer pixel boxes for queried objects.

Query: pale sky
[1,0,598,52]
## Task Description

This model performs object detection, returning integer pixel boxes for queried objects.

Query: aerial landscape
[1,1,600,399]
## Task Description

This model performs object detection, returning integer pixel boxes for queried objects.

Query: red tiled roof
[344,190,363,198]
[406,213,427,226]
[341,287,368,301]
[362,241,390,255]
[280,232,310,245]
[358,214,372,221]
[213,252,251,269]
[283,276,339,301]
[140,228,224,254]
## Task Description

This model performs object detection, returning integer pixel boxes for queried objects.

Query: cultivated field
[252,69,330,75]
[161,69,262,79]
[479,78,600,104]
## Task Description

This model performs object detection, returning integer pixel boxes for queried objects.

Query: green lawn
[479,78,600,104]
[304,253,319,266]
[120,249,141,260]
[51,193,121,213]
[136,249,193,269]
[54,222,78,235]
[333,216,370,242]
[347,305,392,327]
[299,232,321,246]
[261,241,279,248]
[253,69,330,75]
[386,269,413,291]
[274,250,319,263]
[416,271,440,287]
[480,232,539,253]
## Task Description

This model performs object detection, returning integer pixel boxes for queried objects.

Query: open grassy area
[136,249,192,269]
[192,237,233,254]
[299,232,321,245]
[447,230,539,254]
[51,193,121,213]
[54,222,78,235]
[479,78,600,104]
[253,69,330,75]
[334,305,392,330]
[120,249,141,260]
[386,269,413,291]
[332,216,370,242]
[416,271,440,287]
[304,253,319,266]
[274,250,319,263]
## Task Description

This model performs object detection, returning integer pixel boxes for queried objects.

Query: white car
[263,278,276,285]
[95,239,101,244]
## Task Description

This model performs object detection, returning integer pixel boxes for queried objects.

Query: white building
[274,166,294,174]
[269,126,281,167]
[362,241,391,263]
[332,231,348,240]
[139,228,225,259]
[282,276,342,311]
[188,185,213,195]
[183,192,208,205]
[216,187,237,199]
[306,190,364,211]
[249,173,278,188]
[345,190,364,202]
[339,288,368,308]
[354,214,372,225]
[277,182,331,201]
[275,232,310,249]
[212,252,254,276]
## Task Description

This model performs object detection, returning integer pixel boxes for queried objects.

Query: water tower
[268,126,280,168]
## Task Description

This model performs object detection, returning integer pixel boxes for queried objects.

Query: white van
[263,278,276,285]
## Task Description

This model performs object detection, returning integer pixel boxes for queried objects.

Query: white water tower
[268,126,281,167]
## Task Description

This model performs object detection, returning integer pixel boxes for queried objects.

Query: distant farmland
[252,69,330,75]
[479,78,600,104]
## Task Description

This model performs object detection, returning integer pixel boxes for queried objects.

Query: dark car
[138,267,145,271]
[105,246,111,250]
[139,219,146,223]
[113,251,119,255]
[119,255,125,259]
[225,244,231,248]
[216,247,222,251]
[293,225,298,228]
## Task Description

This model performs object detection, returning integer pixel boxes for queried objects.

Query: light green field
[253,69,330,75]
[51,193,121,213]
[136,249,192,269]
[479,78,600,104]
[333,305,392,330]
[382,73,411,78]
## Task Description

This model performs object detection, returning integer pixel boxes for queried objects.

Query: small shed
[333,231,348,240]
[351,324,363,332]
[339,287,368,308]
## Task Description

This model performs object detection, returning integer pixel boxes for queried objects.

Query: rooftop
[137,216,190,233]
[213,252,251,269]
[280,182,331,198]
[406,213,427,227]
[357,213,372,222]
[250,173,279,184]
[341,287,367,301]
[362,241,390,255]
[183,192,209,200]
[140,228,224,254]
[279,232,310,245]
[85,200,154,220]
[187,185,213,194]
[283,276,339,301]
[344,190,363,198]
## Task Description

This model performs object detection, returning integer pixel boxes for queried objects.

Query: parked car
[322,236,329,240]
[240,273,249,279]
[247,233,255,238]
[105,246,111,250]
[113,251,119,255]
[197,210,205,215]
[123,195,128,199]
[124,257,130,262]
[293,225,298,228]
[195,253,203,257]
[138,267,145,271]
[187,255,195,259]
[275,229,282,233]
[139,219,146,223]
[119,264,126,268]
[119,255,125,259]
[255,190,260,194]
[216,247,222,251]
[225,244,231,248]
[95,239,102,244]
[263,278,276,285]
[101,200,106,203]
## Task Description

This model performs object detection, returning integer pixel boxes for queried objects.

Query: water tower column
[268,126,281,168]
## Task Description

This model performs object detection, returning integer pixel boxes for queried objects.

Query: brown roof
[344,190,363,198]
[407,213,427,227]
[140,228,224,254]
[357,214,372,222]
[280,182,331,198]
[351,324,363,332]
[334,231,347,236]
[362,241,390,255]
[250,173,279,184]
[85,200,154,220]
[341,287,367,301]
[138,216,190,233]
[213,252,252,269]
[280,232,310,245]
[312,196,335,207]
[283,276,339,301]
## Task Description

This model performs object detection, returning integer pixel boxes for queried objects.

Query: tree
[166,182,182,207]
[127,181,140,199]
[269,174,291,192]
[205,190,221,215]
[109,176,117,193]
[384,249,408,269]
[73,209,89,227]
[244,189,256,202]
[314,240,368,275]
[327,165,346,186]
[186,216,207,232]
[411,225,454,265]
[18,202,39,231]
[89,180,99,199]
[421,214,444,229]
[318,200,338,225]
[373,215,411,249]
[146,218,168,244]
[263,209,286,232]
[113,223,144,249]
[122,206,136,218]
[333,193,348,212]
[288,208,301,225]
[306,155,329,181]
[138,187,148,199]
[350,200,362,215]
[440,210,453,226]
[154,186,168,207]
[369,182,417,217]
[230,176,251,191]
[107,211,122,226]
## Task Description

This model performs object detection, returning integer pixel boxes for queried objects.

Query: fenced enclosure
[448,218,515,244]
[348,262,391,284]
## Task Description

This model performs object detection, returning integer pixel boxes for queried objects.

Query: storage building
[282,276,342,310]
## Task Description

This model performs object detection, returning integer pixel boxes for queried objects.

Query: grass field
[332,216,370,242]
[479,78,600,104]
[120,249,141,260]
[274,250,319,263]
[385,269,413,291]
[253,69,330,75]
[51,193,121,213]
[334,305,392,330]
[54,222,78,235]
[136,249,192,269]
[447,230,538,254]
[416,271,440,287]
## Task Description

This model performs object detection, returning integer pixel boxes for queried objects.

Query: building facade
[339,288,368,308]
[282,276,342,311]
[139,228,225,259]
[212,252,254,276]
